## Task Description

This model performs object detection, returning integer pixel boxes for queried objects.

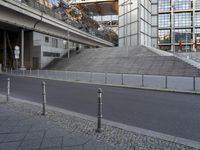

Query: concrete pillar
[171,2,175,53]
[3,31,7,69]
[193,0,196,52]
[67,31,69,59]
[21,29,25,69]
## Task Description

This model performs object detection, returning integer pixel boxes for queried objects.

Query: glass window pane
[159,14,170,27]
[174,0,192,10]
[196,0,200,9]
[159,0,170,12]
[158,30,171,43]
[174,29,192,43]
[174,12,192,27]
[196,12,200,26]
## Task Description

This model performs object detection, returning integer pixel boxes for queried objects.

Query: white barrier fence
[5,69,200,92]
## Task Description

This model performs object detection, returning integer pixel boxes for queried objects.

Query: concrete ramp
[46,46,200,76]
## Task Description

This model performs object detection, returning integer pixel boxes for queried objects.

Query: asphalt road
[0,74,200,142]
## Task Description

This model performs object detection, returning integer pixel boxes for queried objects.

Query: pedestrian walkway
[0,107,118,150]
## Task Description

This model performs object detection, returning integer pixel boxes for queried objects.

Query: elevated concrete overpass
[0,0,114,47]
[0,0,114,69]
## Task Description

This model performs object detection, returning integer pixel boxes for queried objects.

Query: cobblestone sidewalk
[0,98,199,150]
[0,106,120,150]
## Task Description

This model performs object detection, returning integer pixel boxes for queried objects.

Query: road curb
[0,93,200,149]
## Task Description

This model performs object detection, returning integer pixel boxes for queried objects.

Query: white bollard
[7,78,10,102]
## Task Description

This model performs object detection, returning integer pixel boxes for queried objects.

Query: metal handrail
[4,69,200,92]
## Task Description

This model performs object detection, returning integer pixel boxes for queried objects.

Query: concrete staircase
[46,46,200,76]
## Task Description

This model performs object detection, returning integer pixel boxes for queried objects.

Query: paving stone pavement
[0,107,119,150]
[0,98,199,150]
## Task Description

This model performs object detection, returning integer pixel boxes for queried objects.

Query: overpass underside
[0,22,25,69]
[0,0,114,70]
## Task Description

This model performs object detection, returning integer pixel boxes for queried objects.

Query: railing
[5,69,200,92]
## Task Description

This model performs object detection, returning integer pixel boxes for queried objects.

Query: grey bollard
[7,78,10,102]
[96,88,103,133]
[193,76,196,91]
[41,81,47,115]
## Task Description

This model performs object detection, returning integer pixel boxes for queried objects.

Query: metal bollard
[96,88,103,133]
[7,78,10,102]
[193,76,196,91]
[41,81,47,115]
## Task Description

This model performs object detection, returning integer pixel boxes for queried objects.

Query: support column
[20,29,25,69]
[3,31,7,69]
[171,2,175,53]
[67,31,70,59]
[193,0,196,52]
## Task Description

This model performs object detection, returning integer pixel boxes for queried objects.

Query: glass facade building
[158,0,200,52]
[118,0,158,47]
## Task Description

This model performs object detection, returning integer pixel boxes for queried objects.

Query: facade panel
[158,0,200,52]
[118,0,158,47]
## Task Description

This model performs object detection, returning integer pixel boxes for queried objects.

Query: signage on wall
[14,45,20,59]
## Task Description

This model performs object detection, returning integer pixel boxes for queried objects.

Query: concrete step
[45,46,200,76]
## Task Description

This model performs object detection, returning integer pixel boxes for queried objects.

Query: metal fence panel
[144,75,165,89]
[76,72,91,82]
[167,76,193,91]
[18,70,23,76]
[5,69,200,92]
[92,73,106,84]
[24,70,30,76]
[55,71,66,80]
[67,71,78,81]
[47,70,57,79]
[107,73,122,85]
[123,74,142,86]
[195,77,200,91]
[39,70,47,78]
[30,70,38,77]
